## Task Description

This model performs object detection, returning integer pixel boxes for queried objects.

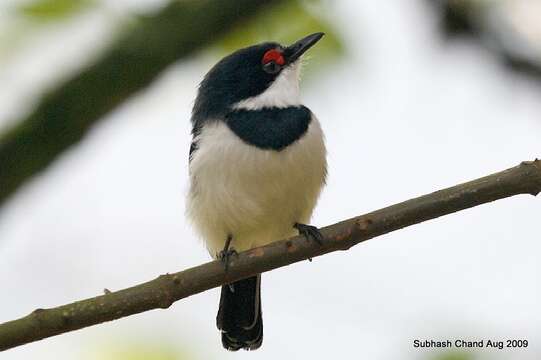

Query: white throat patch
[233,62,301,110]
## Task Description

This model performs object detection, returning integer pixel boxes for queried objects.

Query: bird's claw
[294,223,324,245]
[217,249,238,272]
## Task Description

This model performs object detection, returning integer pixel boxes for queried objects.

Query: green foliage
[216,0,343,71]
[90,342,193,360]
[16,0,97,21]
[0,0,96,60]
[0,26,26,60]
[432,350,476,360]
[0,0,286,206]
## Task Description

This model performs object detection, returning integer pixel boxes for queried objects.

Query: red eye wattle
[262,49,285,66]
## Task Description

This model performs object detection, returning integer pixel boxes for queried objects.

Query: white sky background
[1,1,541,359]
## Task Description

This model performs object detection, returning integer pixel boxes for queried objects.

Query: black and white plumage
[186,33,327,351]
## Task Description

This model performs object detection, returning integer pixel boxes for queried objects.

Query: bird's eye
[262,61,281,74]
[262,49,285,74]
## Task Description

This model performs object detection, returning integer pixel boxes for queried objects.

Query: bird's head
[192,32,324,122]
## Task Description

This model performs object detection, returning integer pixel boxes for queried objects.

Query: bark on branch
[0,0,283,207]
[0,159,540,351]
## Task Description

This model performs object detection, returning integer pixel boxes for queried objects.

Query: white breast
[186,117,326,256]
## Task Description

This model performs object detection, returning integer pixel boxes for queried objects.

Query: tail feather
[216,275,263,351]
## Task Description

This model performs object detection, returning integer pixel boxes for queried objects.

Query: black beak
[284,32,325,65]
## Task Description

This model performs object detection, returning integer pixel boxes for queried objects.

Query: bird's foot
[217,247,238,272]
[216,234,237,272]
[294,223,324,245]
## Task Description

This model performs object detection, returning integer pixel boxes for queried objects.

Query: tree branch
[0,0,283,207]
[1,160,540,351]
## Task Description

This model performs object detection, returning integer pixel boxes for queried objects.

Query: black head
[191,33,324,125]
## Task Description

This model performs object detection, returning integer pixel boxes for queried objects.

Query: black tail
[216,275,263,351]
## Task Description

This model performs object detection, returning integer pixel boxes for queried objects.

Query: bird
[186,32,327,351]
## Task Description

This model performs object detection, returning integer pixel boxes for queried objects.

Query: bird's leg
[294,223,324,245]
[217,234,237,273]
